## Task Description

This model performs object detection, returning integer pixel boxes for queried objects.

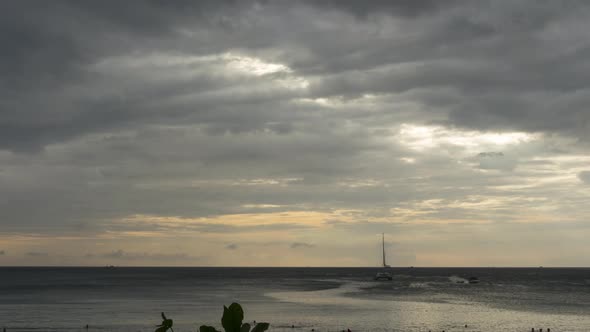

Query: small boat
[374,233,392,281]
[374,272,393,281]
[468,276,479,284]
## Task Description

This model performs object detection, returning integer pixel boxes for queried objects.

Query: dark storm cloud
[0,0,244,80]
[294,1,590,137]
[302,0,454,19]
[2,0,590,153]
[0,0,261,151]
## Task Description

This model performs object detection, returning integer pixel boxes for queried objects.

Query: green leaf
[221,303,244,332]
[240,323,251,332]
[200,325,221,332]
[251,323,269,332]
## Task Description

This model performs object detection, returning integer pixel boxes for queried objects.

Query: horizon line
[1,265,589,269]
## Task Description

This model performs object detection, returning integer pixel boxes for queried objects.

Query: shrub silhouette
[156,312,174,332]
[155,303,269,332]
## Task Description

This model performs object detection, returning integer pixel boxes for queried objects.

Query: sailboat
[374,233,393,280]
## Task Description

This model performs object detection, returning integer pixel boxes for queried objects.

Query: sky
[1,0,590,267]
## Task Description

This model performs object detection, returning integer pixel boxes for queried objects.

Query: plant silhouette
[156,312,174,332]
[154,302,269,332]
[200,303,269,332]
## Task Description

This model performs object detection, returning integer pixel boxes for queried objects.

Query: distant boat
[468,276,479,284]
[374,272,393,280]
[374,233,393,281]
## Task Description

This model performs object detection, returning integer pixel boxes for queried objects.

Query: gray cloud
[225,243,238,250]
[102,249,125,259]
[108,218,313,235]
[25,252,48,257]
[579,171,590,184]
[476,152,517,171]
[0,250,4,255]
[1,1,590,266]
[290,242,315,249]
[1,0,588,153]
[100,249,192,261]
[302,0,456,19]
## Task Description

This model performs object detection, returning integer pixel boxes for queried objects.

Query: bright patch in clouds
[397,124,536,153]
[400,157,416,164]
[117,210,359,231]
[95,52,292,76]
[94,52,308,88]
[241,204,284,209]
[222,53,291,76]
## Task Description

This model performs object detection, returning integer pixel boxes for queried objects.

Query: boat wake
[449,275,469,284]
[266,280,384,306]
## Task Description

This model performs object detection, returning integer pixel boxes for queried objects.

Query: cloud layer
[1,1,589,266]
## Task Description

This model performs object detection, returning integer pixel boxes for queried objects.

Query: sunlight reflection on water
[266,279,590,332]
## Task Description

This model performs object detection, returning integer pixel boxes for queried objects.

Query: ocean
[0,267,588,332]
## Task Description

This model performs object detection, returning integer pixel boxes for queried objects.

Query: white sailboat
[374,233,393,280]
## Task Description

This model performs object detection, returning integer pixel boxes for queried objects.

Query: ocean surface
[0,267,589,332]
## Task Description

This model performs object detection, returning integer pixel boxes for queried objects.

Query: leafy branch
[156,312,174,332]
[154,302,269,332]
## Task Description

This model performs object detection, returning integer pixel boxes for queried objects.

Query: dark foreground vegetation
[156,303,269,332]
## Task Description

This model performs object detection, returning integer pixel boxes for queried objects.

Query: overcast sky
[1,0,590,266]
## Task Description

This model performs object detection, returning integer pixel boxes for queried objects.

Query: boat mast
[382,233,387,267]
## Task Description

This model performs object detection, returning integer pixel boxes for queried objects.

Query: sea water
[0,267,588,331]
